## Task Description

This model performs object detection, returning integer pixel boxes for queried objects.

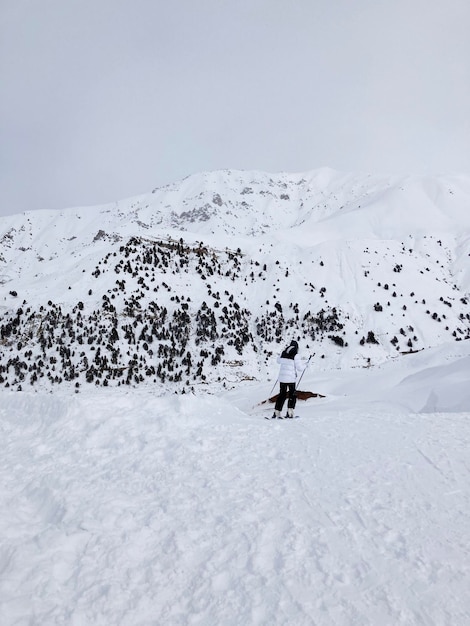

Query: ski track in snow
[0,386,469,625]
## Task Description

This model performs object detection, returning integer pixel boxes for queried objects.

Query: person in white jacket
[272,340,306,418]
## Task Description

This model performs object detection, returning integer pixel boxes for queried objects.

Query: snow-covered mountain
[1,168,470,625]
[1,168,469,391]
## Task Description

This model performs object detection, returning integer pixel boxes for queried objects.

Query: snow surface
[1,340,469,625]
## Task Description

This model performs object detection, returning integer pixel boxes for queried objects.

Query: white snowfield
[1,341,469,626]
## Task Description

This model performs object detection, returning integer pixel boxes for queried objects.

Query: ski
[264,415,299,420]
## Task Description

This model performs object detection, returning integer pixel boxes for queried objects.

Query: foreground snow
[1,345,469,625]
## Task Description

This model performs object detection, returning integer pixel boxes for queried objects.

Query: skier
[272,340,306,418]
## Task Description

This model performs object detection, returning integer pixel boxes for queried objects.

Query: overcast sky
[1,0,469,217]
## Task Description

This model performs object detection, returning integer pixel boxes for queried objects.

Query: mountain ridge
[1,168,469,392]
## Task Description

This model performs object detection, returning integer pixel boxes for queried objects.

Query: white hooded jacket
[277,353,306,383]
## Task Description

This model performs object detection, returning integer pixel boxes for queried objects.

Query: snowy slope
[1,341,469,625]
[1,168,469,392]
[0,168,469,624]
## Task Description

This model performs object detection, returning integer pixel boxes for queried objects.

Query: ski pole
[296,353,313,387]
[268,377,278,396]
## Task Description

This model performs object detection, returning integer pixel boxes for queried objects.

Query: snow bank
[394,355,470,413]
[308,340,470,415]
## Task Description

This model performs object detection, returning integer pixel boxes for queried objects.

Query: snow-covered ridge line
[2,168,470,242]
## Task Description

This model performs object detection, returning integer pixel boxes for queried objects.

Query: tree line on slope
[0,235,468,391]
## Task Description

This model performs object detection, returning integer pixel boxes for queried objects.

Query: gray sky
[1,0,469,217]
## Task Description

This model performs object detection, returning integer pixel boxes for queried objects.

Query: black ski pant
[275,382,296,412]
